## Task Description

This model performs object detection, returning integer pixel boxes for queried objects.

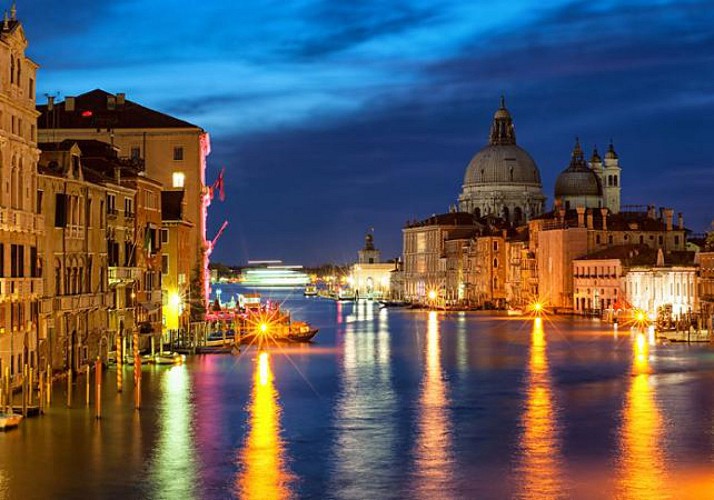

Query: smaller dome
[554,139,602,198]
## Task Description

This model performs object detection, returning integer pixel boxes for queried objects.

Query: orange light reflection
[236,352,293,499]
[414,311,453,494]
[617,333,669,499]
[516,317,562,497]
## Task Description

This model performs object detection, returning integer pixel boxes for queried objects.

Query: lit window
[172,172,185,188]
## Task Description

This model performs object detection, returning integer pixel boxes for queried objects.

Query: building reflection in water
[236,352,293,499]
[331,300,396,497]
[413,311,453,495]
[151,365,199,499]
[617,331,669,499]
[515,317,563,498]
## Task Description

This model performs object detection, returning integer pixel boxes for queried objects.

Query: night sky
[24,0,714,265]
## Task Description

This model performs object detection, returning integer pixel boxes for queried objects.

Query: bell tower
[603,141,621,213]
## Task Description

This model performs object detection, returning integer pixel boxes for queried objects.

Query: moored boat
[0,413,23,431]
[304,284,318,296]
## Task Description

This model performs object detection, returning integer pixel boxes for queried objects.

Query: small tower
[603,141,621,213]
[589,145,603,182]
[358,231,381,264]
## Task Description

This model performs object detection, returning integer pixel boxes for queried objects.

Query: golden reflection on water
[236,352,292,500]
[516,317,562,499]
[617,332,669,499]
[153,365,198,499]
[414,311,453,495]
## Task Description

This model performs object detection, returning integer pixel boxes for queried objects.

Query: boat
[378,299,411,308]
[240,323,319,345]
[197,330,235,354]
[304,284,318,296]
[153,352,185,365]
[0,413,23,431]
[238,303,319,345]
[337,288,356,301]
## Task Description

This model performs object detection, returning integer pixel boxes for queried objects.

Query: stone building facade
[0,14,43,378]
[37,90,211,314]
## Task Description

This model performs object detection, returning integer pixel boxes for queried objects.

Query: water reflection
[236,352,293,499]
[413,311,453,496]
[150,365,199,499]
[515,317,563,498]
[332,300,397,497]
[617,332,669,498]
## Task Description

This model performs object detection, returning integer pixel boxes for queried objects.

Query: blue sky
[22,0,714,264]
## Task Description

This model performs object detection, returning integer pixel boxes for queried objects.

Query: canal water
[2,288,714,499]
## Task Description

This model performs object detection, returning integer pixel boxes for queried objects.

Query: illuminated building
[458,97,546,223]
[402,212,479,303]
[37,90,211,315]
[161,190,193,331]
[621,248,697,319]
[38,142,115,370]
[530,206,688,310]
[349,232,395,299]
[0,10,43,378]
[698,251,714,333]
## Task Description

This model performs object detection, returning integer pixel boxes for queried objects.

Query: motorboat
[304,284,318,296]
[153,352,185,365]
[0,413,23,431]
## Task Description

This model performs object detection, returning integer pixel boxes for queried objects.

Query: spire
[10,2,15,20]
[488,96,516,146]
[606,140,618,160]
[3,11,7,30]
[590,145,601,163]
[568,137,588,170]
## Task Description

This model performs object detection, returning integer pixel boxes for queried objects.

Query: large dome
[464,144,542,186]
[554,139,602,197]
[458,97,546,223]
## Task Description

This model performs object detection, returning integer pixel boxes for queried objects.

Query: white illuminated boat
[0,413,22,431]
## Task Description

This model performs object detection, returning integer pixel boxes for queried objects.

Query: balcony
[53,293,106,312]
[0,277,43,300]
[108,266,141,284]
[0,207,44,234]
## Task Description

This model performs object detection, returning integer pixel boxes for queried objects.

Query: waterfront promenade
[1,290,714,498]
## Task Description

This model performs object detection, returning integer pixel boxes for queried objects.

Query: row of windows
[1,111,36,141]
[0,244,39,278]
[128,146,184,161]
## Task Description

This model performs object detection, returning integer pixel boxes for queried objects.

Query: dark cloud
[284,1,441,59]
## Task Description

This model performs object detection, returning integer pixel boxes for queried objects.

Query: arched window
[513,207,523,224]
[502,206,510,222]
[473,207,481,218]
[16,59,21,86]
[613,175,618,187]
[493,258,498,269]
[10,55,14,84]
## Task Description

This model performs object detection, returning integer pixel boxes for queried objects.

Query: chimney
[107,95,116,110]
[586,210,594,230]
[116,93,126,106]
[663,208,674,231]
[600,208,608,231]
[576,206,585,228]
[65,96,75,112]
[558,208,565,223]
[47,95,55,111]
[647,204,656,219]
[678,212,684,229]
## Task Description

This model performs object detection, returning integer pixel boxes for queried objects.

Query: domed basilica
[458,98,546,224]
[554,138,621,213]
